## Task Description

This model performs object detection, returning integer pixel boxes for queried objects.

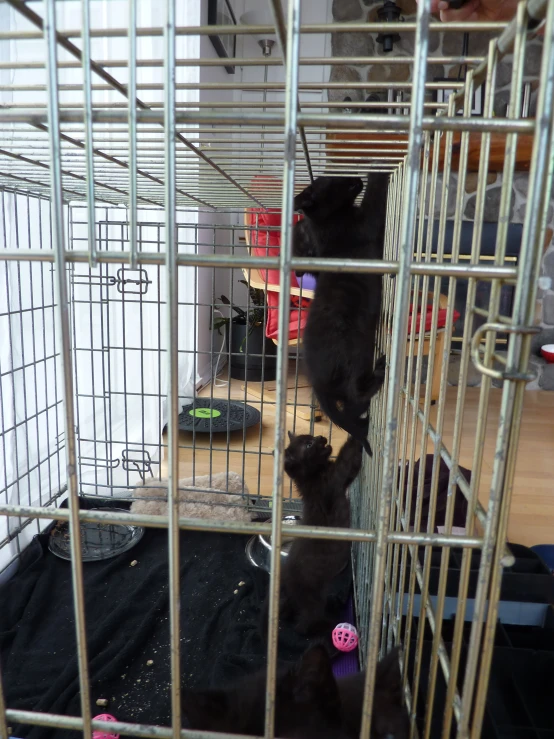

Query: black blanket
[0,502,351,739]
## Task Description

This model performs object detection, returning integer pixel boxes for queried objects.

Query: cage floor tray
[177,398,260,433]
[48,508,144,562]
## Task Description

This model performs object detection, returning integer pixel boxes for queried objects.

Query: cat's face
[292,219,317,277]
[285,432,332,476]
[294,176,363,220]
[182,645,349,739]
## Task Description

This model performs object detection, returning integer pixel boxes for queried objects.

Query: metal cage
[0,0,553,738]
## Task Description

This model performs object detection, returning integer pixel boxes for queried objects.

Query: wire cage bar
[0,0,553,738]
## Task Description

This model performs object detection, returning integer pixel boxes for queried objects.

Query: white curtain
[0,193,64,578]
[0,0,201,573]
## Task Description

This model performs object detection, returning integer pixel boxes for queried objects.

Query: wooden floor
[169,370,554,549]
[406,386,554,548]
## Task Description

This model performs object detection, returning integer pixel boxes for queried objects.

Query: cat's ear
[181,689,228,726]
[376,647,403,702]
[294,185,316,213]
[293,644,338,704]
[288,430,295,441]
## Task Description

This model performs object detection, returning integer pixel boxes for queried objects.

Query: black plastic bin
[398,543,554,627]
[404,606,554,737]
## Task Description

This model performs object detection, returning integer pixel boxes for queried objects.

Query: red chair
[243,207,313,347]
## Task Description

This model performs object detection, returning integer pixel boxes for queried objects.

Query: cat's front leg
[333,435,364,490]
[358,355,387,405]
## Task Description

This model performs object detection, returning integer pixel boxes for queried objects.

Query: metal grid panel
[0,1,553,738]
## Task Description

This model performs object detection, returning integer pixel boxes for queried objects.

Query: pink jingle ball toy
[93,714,120,739]
[332,622,359,652]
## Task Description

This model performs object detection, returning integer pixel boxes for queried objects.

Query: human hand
[421,0,522,22]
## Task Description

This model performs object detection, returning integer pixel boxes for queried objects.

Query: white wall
[0,1,204,576]
[195,0,333,385]
[238,0,332,86]
[238,0,332,127]
[195,0,248,386]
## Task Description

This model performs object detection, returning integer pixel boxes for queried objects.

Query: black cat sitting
[293,174,389,456]
[182,643,410,739]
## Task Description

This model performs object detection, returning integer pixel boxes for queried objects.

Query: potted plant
[212,280,277,382]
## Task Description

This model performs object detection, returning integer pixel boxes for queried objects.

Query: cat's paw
[374,354,387,375]
[357,414,370,435]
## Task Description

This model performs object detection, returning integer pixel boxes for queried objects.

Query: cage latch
[122,448,153,480]
[116,267,151,295]
[470,322,541,382]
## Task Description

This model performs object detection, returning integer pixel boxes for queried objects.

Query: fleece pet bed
[0,496,352,739]
[130,471,251,522]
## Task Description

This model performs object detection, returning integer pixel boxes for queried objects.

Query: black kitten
[292,176,363,278]
[293,174,389,456]
[182,644,409,739]
[263,432,361,638]
[338,647,410,739]
[182,644,347,739]
[292,217,318,277]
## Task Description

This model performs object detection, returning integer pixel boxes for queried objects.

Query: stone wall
[330,0,554,390]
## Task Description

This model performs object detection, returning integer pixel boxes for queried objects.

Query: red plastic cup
[541,344,554,363]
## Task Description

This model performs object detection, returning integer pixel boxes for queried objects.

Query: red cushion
[245,206,309,343]
[264,291,310,342]
[408,305,461,334]
[245,207,303,288]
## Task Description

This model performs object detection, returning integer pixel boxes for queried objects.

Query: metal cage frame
[1,0,553,738]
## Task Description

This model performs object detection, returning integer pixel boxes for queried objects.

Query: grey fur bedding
[130,471,252,522]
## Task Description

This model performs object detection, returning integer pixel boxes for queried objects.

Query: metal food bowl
[259,515,300,555]
[245,515,300,570]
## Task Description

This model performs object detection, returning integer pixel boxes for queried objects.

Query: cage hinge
[69,272,116,288]
[470,322,540,381]
[80,455,121,470]
[56,426,78,450]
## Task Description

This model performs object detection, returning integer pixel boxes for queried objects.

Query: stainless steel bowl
[258,515,300,557]
[245,515,300,570]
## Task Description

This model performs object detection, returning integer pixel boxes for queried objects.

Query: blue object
[531,544,554,573]
[296,273,316,292]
